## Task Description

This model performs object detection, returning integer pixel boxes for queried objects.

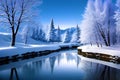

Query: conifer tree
[64,29,71,43]
[56,26,61,42]
[48,19,56,42]
[76,25,81,43]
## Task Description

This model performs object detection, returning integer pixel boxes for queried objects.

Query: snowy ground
[0,44,60,57]
[78,45,120,57]
[0,32,79,57]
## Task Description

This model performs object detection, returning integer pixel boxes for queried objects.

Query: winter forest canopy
[31,19,80,43]
[80,0,120,46]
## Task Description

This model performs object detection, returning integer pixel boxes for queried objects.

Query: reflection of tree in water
[76,56,81,68]
[49,56,56,73]
[66,53,76,62]
[80,60,120,80]
[9,68,19,80]
[100,66,119,80]
[20,62,36,80]
[57,53,62,65]
[34,60,43,72]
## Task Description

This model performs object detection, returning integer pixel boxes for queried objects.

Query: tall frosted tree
[76,25,81,43]
[64,29,71,43]
[80,0,96,45]
[102,0,116,46]
[0,0,41,46]
[114,0,120,44]
[48,19,56,42]
[80,0,116,46]
[31,25,46,41]
[21,25,29,44]
[56,26,61,42]
[38,29,46,41]
[71,25,80,43]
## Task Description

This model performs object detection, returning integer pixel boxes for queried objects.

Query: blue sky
[39,0,88,29]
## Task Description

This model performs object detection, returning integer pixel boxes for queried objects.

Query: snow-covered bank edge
[0,50,77,71]
[0,45,60,57]
[79,55,120,69]
[0,43,80,57]
[0,43,80,65]
[77,45,120,64]
[78,45,120,57]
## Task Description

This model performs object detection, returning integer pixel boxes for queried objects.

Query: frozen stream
[0,49,120,80]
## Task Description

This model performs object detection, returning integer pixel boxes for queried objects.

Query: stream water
[0,50,120,80]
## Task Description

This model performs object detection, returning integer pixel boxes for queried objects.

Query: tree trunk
[11,33,16,46]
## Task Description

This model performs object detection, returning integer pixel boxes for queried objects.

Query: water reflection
[9,68,19,80]
[0,50,120,80]
[49,56,56,73]
[79,60,120,80]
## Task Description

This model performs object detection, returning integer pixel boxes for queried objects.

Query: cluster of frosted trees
[22,19,80,43]
[80,0,120,46]
[47,19,80,43]
[47,19,61,42]
[31,25,46,42]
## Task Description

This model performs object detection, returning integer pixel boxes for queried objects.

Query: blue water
[0,50,120,80]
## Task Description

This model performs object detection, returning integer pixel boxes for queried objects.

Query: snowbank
[78,45,120,57]
[0,43,80,57]
[0,44,60,57]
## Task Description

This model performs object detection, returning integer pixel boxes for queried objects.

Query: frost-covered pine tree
[64,29,71,43]
[114,0,120,44]
[38,29,46,41]
[76,25,81,43]
[21,25,29,44]
[31,26,39,40]
[48,19,56,42]
[71,25,80,43]
[56,26,61,42]
[31,25,46,41]
[80,0,96,45]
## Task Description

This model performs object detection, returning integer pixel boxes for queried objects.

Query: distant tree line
[29,19,81,43]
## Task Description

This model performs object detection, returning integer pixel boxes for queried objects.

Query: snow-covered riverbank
[77,45,120,69]
[0,43,79,57]
[78,45,120,57]
[0,32,80,57]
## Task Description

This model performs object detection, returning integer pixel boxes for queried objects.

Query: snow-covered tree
[64,29,71,43]
[80,0,116,46]
[71,32,77,43]
[31,26,39,40]
[80,0,96,45]
[21,25,29,44]
[38,29,46,41]
[47,19,56,42]
[56,26,61,42]
[114,0,120,44]
[76,25,81,43]
[102,0,116,46]
[71,25,80,43]
[0,0,41,46]
[31,24,46,41]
